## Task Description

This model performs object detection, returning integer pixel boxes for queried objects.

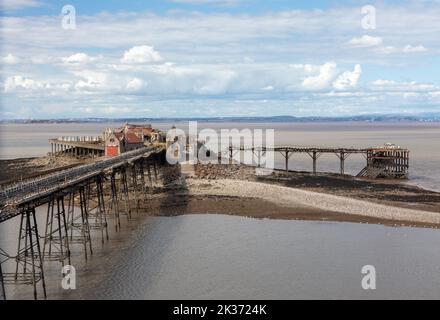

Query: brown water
[1,122,439,191]
[3,213,440,299]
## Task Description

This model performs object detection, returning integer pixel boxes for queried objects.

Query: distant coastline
[1,113,440,124]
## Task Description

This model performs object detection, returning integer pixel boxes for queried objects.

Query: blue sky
[1,0,342,16]
[1,0,440,118]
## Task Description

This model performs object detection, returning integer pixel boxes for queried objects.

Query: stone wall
[194,163,256,180]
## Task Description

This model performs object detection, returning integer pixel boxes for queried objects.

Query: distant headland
[1,113,440,124]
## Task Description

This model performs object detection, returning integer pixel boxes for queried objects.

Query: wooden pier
[49,137,105,158]
[228,144,409,179]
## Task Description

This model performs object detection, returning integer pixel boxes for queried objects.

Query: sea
[1,121,439,191]
[1,121,440,299]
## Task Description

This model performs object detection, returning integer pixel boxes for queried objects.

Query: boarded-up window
[107,146,119,157]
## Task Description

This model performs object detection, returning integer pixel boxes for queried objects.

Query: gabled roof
[114,132,125,141]
[131,127,153,136]
[126,132,143,144]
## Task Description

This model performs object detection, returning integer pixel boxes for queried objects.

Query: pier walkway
[0,145,165,300]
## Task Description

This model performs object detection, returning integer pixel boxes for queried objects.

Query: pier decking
[49,137,105,158]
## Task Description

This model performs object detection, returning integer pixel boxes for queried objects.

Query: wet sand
[257,171,440,214]
[0,156,88,185]
[140,178,440,229]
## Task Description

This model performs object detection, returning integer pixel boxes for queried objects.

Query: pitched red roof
[130,127,153,136]
[126,132,143,144]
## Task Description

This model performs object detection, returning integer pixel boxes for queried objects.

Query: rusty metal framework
[86,175,109,244]
[43,196,71,265]
[7,208,48,300]
[0,146,165,299]
[67,186,94,260]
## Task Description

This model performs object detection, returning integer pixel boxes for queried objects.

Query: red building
[104,123,163,157]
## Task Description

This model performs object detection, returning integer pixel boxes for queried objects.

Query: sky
[1,0,440,119]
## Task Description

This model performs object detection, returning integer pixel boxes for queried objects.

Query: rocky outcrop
[194,163,256,180]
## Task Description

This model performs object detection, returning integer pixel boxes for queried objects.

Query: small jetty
[49,136,105,158]
[229,143,409,179]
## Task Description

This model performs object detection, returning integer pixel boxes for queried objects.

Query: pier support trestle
[10,208,47,299]
[0,147,165,299]
[43,196,71,266]
[86,175,109,244]
[67,187,93,260]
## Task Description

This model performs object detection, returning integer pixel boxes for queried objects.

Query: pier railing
[0,146,163,209]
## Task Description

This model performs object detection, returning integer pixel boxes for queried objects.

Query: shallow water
[2,213,440,299]
[71,215,440,299]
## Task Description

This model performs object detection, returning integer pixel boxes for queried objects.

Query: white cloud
[2,5,440,118]
[374,46,398,54]
[375,45,428,54]
[126,78,145,91]
[121,45,163,64]
[333,64,362,90]
[371,79,435,91]
[30,55,57,64]
[62,53,97,65]
[261,85,274,91]
[403,92,420,99]
[4,75,43,92]
[72,70,108,91]
[302,62,337,90]
[1,53,20,65]
[402,45,428,53]
[372,79,396,86]
[325,91,368,97]
[347,35,382,48]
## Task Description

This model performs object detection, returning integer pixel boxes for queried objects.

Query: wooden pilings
[306,151,321,175]
[49,139,104,158]
[334,151,350,175]
[277,150,294,171]
[229,145,409,179]
[361,148,409,178]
